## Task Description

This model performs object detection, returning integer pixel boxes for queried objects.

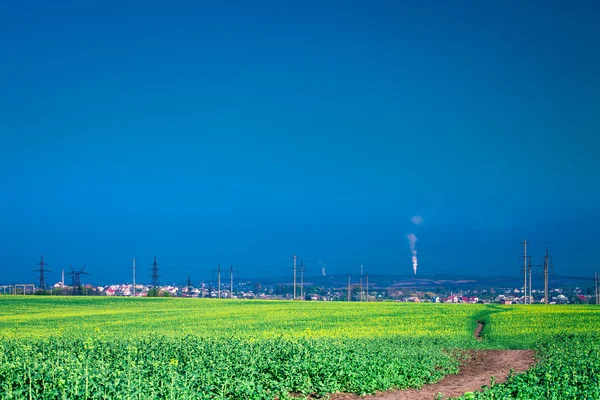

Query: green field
[0,297,598,399]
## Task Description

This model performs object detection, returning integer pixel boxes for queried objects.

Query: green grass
[454,305,600,399]
[0,296,483,340]
[0,297,598,399]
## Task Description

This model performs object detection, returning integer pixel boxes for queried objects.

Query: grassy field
[0,297,598,399]
[0,296,483,340]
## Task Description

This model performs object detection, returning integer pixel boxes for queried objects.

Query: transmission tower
[67,265,89,295]
[34,254,50,291]
[150,256,160,287]
[186,275,193,296]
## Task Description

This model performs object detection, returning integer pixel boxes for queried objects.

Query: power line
[528,244,600,253]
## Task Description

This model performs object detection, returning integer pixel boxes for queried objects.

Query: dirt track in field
[330,323,536,400]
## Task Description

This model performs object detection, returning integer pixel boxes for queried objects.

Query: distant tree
[72,286,84,296]
[351,285,361,301]
[275,285,293,295]
[254,282,262,293]
[162,290,171,298]
[147,288,160,297]
[305,286,317,295]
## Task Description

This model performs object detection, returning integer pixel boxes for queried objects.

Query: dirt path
[331,322,535,400]
[331,350,535,400]
[474,322,484,341]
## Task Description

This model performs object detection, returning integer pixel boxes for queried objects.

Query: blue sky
[1,1,599,285]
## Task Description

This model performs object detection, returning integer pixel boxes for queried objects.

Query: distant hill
[245,273,595,290]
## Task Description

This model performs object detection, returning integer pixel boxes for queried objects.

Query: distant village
[2,279,596,305]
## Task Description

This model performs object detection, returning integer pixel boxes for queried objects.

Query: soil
[330,350,535,400]
[330,322,536,400]
[474,322,484,341]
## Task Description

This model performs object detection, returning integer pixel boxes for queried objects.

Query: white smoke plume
[407,233,418,275]
[411,215,424,225]
[407,215,423,274]
[319,261,326,276]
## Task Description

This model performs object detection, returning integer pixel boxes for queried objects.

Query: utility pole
[132,258,136,297]
[347,276,351,302]
[522,240,528,304]
[34,255,49,291]
[218,266,221,299]
[293,255,297,300]
[201,281,204,298]
[366,272,369,302]
[213,264,221,299]
[229,265,238,298]
[528,258,533,304]
[150,256,160,288]
[230,266,233,298]
[359,265,364,301]
[544,250,549,305]
[300,260,304,300]
[61,269,64,286]
[594,272,600,305]
[596,272,599,305]
[360,276,363,302]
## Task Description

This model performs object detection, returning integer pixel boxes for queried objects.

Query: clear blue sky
[1,1,599,285]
